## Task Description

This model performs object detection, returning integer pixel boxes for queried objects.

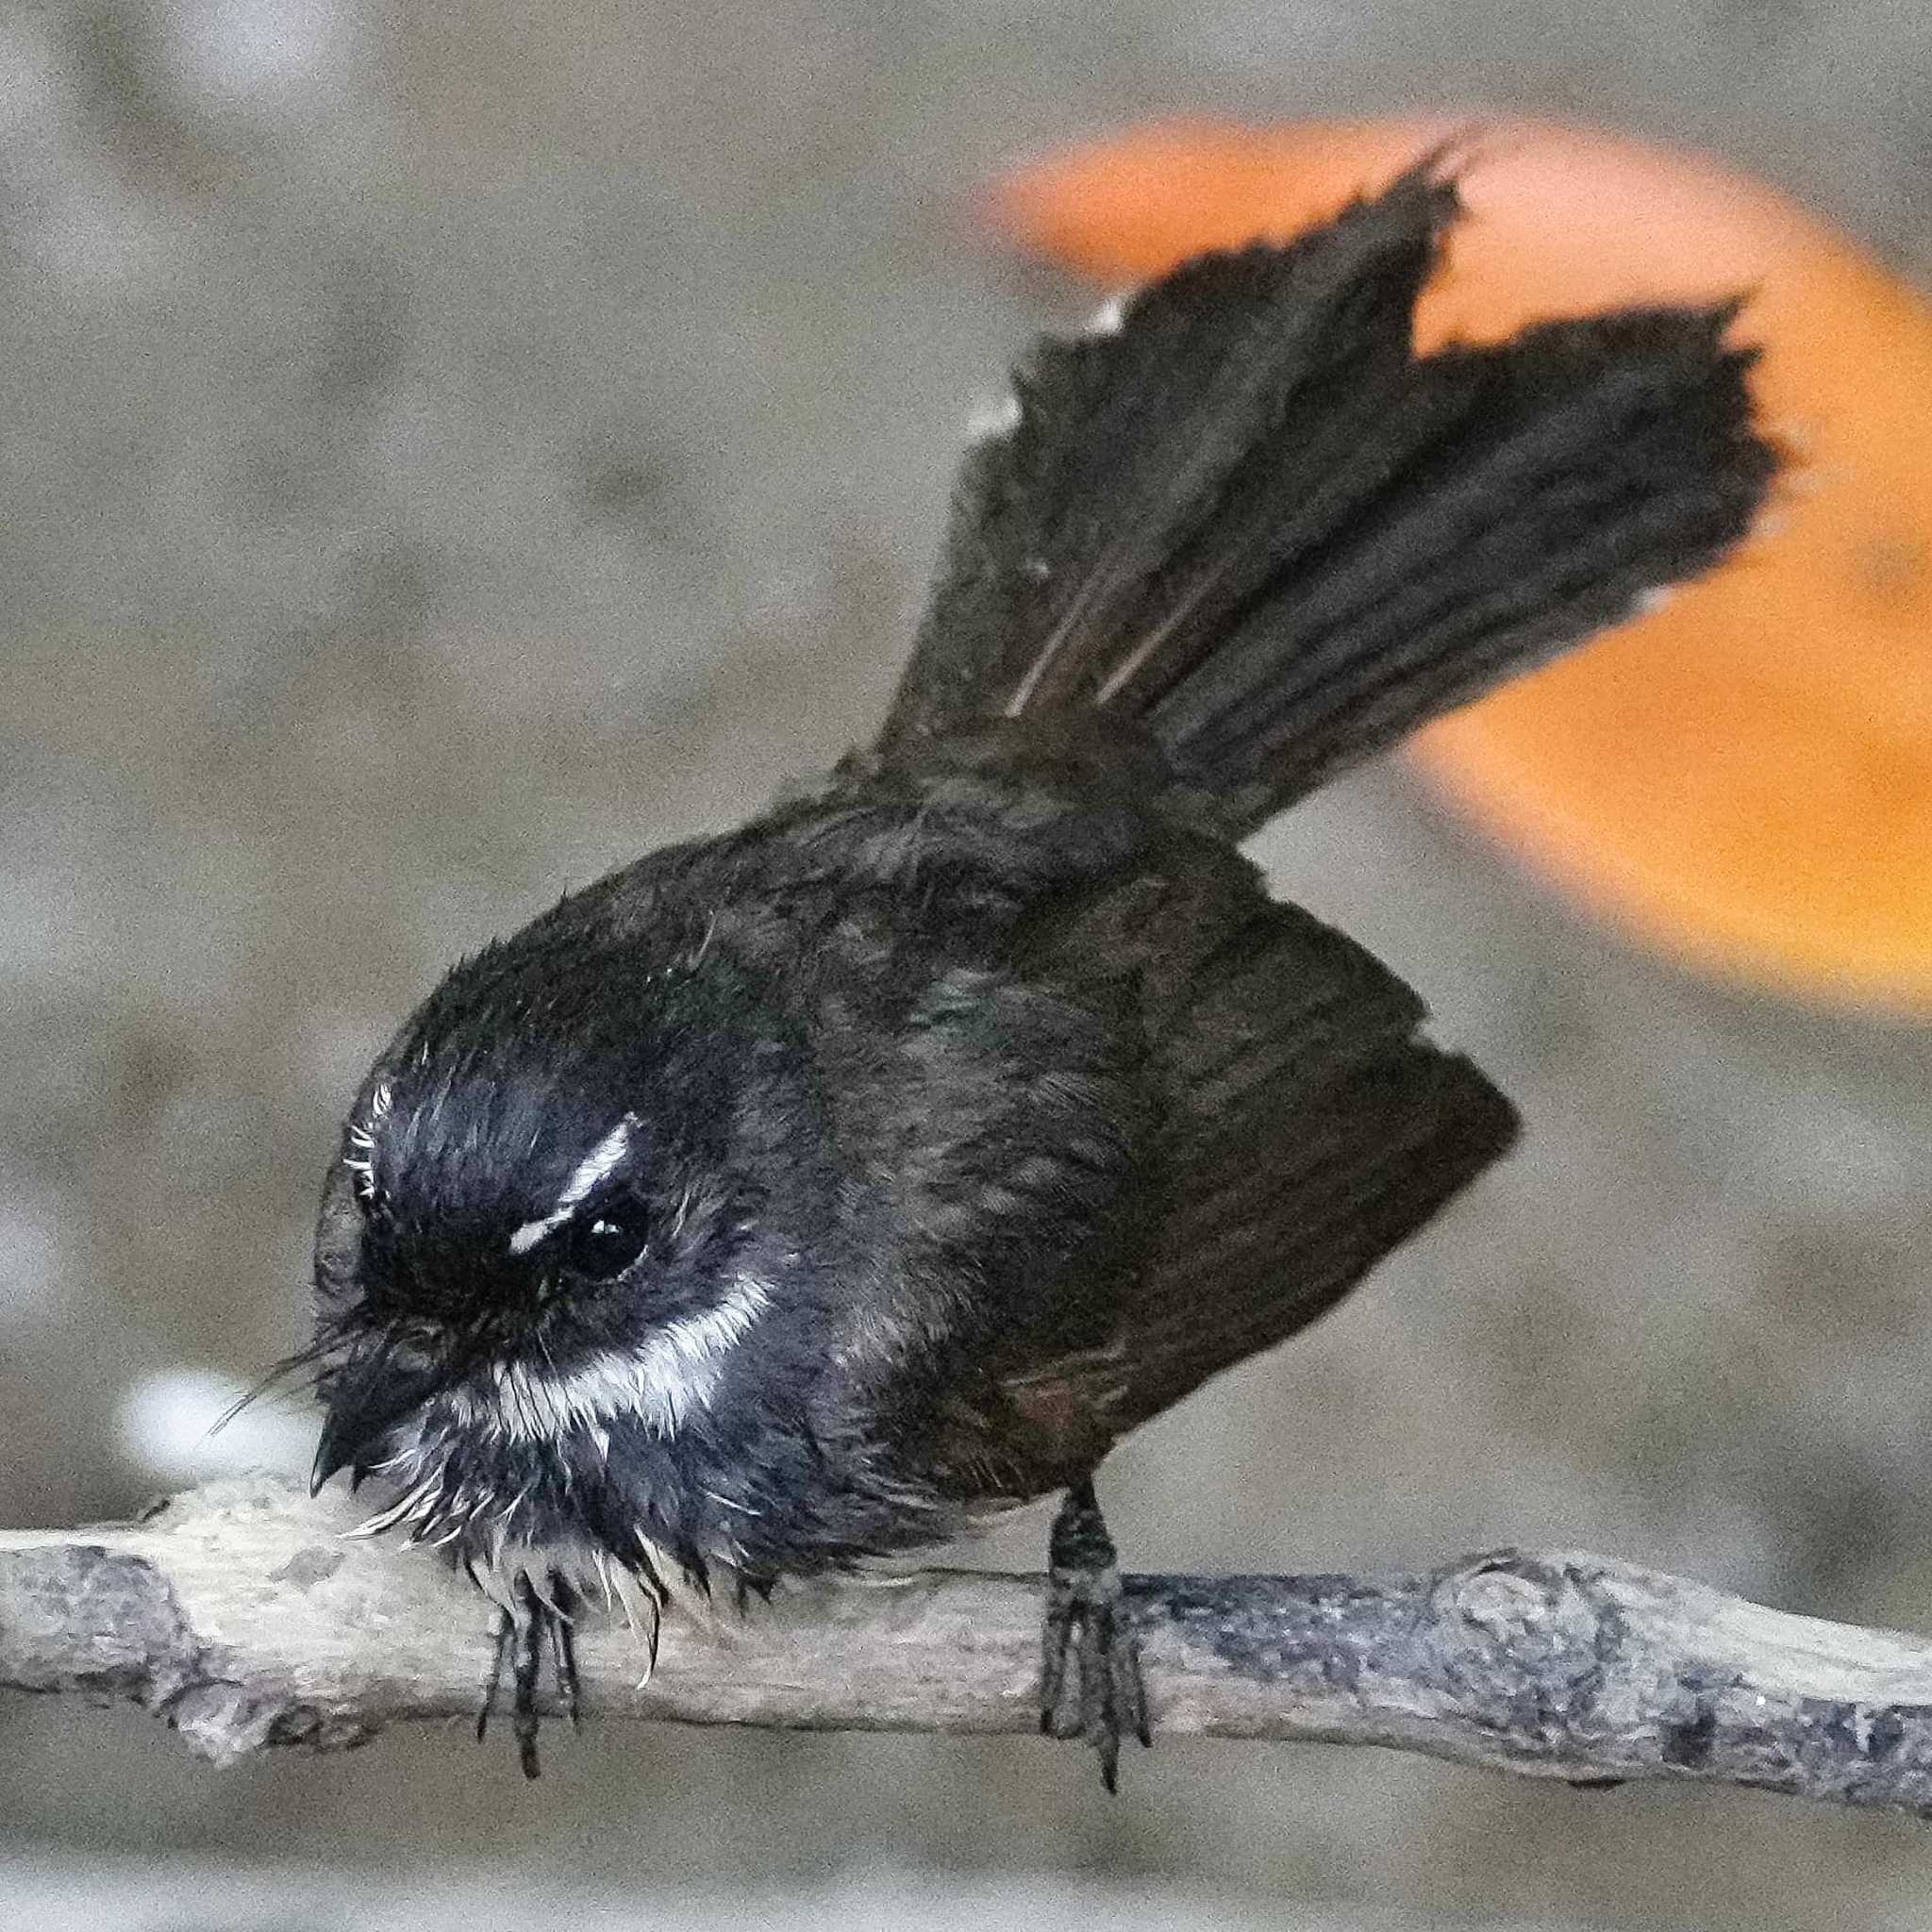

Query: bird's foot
[476,1568,582,1778]
[1040,1477,1151,1791]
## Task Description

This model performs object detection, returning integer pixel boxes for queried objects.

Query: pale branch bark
[3,1475,1931,1813]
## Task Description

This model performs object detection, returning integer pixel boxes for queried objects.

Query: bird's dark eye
[561,1196,652,1280]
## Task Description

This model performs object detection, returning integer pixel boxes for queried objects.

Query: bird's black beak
[310,1352,440,1496]
[309,1407,362,1496]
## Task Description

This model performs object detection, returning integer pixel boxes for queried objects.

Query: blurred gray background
[5,2,1932,1927]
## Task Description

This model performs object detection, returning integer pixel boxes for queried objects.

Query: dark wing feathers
[987,858,1514,1453]
[1123,1033,1514,1424]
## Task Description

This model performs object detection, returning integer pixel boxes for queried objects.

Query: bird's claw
[477,1569,581,1778]
[1040,1478,1151,1791]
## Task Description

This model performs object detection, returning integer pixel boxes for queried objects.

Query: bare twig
[3,1475,1930,1813]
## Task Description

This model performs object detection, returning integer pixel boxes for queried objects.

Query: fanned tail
[882,167,1776,838]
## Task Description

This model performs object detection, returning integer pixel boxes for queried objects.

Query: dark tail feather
[881,169,1776,838]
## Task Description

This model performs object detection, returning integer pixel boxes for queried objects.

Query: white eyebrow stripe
[508,1113,639,1256]
[558,1113,640,1208]
[452,1274,774,1442]
[508,1217,559,1256]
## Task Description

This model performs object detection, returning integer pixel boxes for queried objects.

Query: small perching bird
[299,167,1776,1787]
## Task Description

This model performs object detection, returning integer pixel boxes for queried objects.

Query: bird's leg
[549,1592,583,1734]
[509,1578,544,1776]
[475,1568,581,1778]
[477,1598,514,1745]
[1040,1475,1150,1790]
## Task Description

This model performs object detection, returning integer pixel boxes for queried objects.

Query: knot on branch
[1427,1550,1638,1771]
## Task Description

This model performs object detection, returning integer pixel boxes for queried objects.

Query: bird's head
[307,926,820,1522]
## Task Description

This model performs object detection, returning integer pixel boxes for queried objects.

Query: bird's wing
[980,850,1517,1475]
